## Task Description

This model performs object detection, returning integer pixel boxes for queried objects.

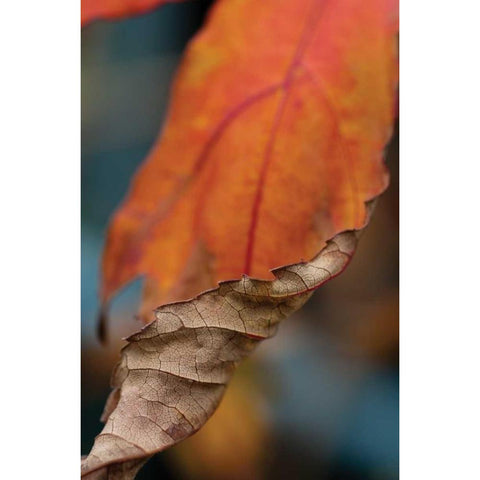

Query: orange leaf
[81,0,183,26]
[100,0,399,325]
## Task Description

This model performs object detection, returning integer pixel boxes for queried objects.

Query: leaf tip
[96,305,109,346]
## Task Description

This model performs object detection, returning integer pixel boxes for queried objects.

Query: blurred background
[81,2,399,478]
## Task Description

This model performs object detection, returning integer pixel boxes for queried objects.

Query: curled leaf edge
[81,194,382,478]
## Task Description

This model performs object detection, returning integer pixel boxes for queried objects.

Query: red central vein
[242,87,291,276]
[243,0,327,275]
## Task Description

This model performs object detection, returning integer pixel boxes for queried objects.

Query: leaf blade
[100,0,398,323]
[84,0,399,476]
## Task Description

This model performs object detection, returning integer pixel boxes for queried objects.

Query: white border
[1,1,80,477]
[400,0,480,477]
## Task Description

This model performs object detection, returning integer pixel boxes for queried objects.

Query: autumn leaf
[83,0,399,476]
[81,0,183,26]
[99,0,398,331]
[82,221,370,479]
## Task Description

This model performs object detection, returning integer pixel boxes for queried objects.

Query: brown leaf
[81,203,374,478]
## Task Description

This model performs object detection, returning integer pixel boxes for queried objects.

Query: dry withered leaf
[81,210,372,479]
